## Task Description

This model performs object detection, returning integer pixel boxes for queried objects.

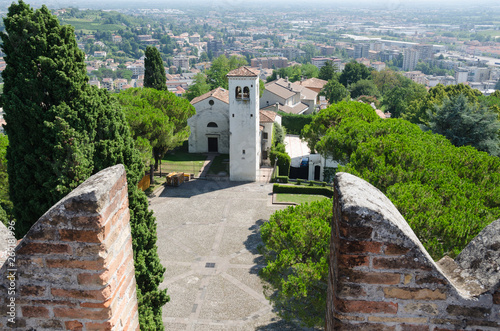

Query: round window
[209,100,214,106]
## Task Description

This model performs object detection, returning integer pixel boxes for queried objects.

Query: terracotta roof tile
[191,87,229,105]
[300,77,328,89]
[227,66,259,77]
[259,110,277,123]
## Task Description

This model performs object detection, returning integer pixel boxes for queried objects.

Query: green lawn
[207,154,229,175]
[160,151,207,175]
[275,193,329,204]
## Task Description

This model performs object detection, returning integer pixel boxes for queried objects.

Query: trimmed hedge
[273,183,333,198]
[276,176,289,183]
[279,111,314,135]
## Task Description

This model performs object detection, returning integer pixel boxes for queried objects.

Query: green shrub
[276,176,289,183]
[279,111,314,135]
[259,198,332,327]
[270,152,291,177]
[296,179,302,185]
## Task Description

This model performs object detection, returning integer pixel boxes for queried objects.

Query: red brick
[17,242,71,255]
[65,320,83,331]
[54,307,111,320]
[101,185,128,225]
[384,288,446,300]
[415,274,447,285]
[338,283,367,298]
[20,285,46,297]
[80,299,112,309]
[339,223,373,240]
[18,299,77,307]
[385,243,410,255]
[337,299,398,314]
[401,324,429,331]
[343,270,401,285]
[334,321,395,331]
[77,272,107,286]
[339,254,369,268]
[21,306,49,318]
[493,291,500,305]
[85,321,113,331]
[51,286,111,301]
[373,257,432,271]
[59,229,102,243]
[46,258,103,270]
[446,305,490,318]
[116,256,134,282]
[340,240,382,254]
[111,204,130,227]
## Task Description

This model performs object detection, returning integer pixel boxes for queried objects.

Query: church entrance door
[208,137,218,153]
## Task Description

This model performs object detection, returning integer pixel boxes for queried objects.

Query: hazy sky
[2,0,499,10]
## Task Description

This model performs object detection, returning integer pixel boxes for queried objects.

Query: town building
[250,57,288,69]
[354,43,369,59]
[260,78,317,115]
[173,56,190,71]
[403,48,419,71]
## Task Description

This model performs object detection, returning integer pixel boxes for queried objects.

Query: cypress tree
[144,46,166,90]
[1,1,168,328]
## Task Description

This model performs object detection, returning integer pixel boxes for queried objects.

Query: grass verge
[207,154,229,175]
[275,193,329,204]
[161,151,207,175]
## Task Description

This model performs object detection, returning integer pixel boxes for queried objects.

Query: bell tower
[227,67,260,181]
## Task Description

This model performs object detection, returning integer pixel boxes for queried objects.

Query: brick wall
[326,172,500,331]
[0,164,139,330]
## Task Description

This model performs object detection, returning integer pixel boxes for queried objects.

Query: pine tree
[144,46,166,90]
[427,93,500,157]
[1,2,168,328]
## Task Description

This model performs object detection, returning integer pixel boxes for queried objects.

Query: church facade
[188,67,281,181]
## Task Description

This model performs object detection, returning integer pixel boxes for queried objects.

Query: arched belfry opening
[243,86,250,99]
[235,86,242,99]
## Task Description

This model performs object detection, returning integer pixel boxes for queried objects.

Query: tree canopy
[206,54,247,89]
[259,198,332,327]
[0,134,10,226]
[116,88,196,169]
[426,93,500,157]
[184,72,211,101]
[1,2,168,327]
[348,78,380,99]
[144,45,166,90]
[318,60,338,81]
[312,101,500,259]
[338,61,372,87]
[320,79,350,105]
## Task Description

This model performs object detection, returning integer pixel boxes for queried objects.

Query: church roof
[190,87,229,105]
[259,110,278,123]
[227,66,259,77]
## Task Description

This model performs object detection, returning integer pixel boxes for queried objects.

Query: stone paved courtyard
[150,179,313,330]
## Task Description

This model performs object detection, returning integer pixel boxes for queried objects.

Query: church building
[188,67,281,181]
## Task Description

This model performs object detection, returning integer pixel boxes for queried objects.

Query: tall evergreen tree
[318,60,337,81]
[427,93,500,157]
[1,2,168,328]
[144,46,166,90]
